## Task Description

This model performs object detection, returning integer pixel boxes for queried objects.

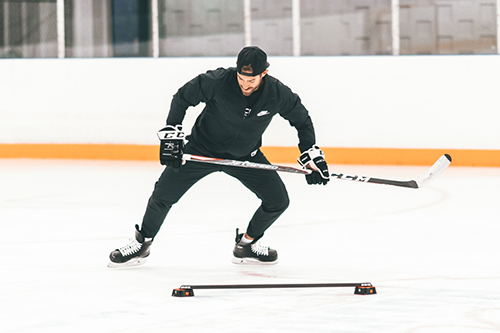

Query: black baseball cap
[237,46,270,76]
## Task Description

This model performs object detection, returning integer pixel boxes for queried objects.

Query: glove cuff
[297,145,324,168]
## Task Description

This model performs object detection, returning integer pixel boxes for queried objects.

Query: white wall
[1,55,499,149]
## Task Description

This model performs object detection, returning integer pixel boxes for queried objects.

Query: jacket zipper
[228,107,251,154]
[243,107,251,119]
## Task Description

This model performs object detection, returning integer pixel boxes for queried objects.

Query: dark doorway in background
[112,0,150,57]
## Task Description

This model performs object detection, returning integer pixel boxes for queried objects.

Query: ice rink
[1,158,499,333]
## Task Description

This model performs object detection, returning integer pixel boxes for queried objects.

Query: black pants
[140,150,290,239]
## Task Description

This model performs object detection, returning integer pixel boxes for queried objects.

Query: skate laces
[251,241,269,256]
[118,238,142,256]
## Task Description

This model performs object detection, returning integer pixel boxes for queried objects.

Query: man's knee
[264,191,289,213]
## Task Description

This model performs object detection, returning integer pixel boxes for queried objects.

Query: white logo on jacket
[257,110,270,117]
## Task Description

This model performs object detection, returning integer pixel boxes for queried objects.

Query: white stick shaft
[183,154,312,175]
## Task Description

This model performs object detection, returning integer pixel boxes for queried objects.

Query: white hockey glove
[298,145,330,185]
[157,125,186,172]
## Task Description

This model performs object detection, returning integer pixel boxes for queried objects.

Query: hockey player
[108,46,329,267]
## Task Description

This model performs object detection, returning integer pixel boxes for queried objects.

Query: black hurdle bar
[172,282,376,297]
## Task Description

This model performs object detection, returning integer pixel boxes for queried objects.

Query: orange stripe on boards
[0,144,499,167]
[0,144,158,161]
[261,147,500,167]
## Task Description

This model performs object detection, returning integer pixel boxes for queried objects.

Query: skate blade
[231,257,278,265]
[107,257,148,268]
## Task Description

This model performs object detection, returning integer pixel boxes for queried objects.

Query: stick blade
[416,154,452,188]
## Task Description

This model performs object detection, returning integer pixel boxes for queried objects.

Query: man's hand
[157,125,185,172]
[298,146,330,185]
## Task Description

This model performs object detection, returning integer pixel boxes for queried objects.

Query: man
[108,46,329,267]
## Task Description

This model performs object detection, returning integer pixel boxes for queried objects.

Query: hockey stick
[183,153,452,189]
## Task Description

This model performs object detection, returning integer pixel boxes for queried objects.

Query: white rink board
[1,55,499,149]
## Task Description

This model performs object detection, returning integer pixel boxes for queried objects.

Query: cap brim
[237,62,270,76]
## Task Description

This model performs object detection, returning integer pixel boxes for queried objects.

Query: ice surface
[1,159,499,332]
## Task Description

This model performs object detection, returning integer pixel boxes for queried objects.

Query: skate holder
[354,284,377,295]
[172,287,194,297]
[172,282,376,297]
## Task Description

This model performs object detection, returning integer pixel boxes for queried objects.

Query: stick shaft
[183,153,312,175]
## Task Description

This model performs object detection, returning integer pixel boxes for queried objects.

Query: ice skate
[232,228,278,265]
[108,225,153,268]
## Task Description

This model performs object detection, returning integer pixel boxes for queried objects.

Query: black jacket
[167,67,316,159]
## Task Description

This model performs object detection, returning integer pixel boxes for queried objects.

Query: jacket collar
[258,75,276,104]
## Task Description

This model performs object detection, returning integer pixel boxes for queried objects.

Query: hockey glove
[157,125,185,172]
[298,145,330,185]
